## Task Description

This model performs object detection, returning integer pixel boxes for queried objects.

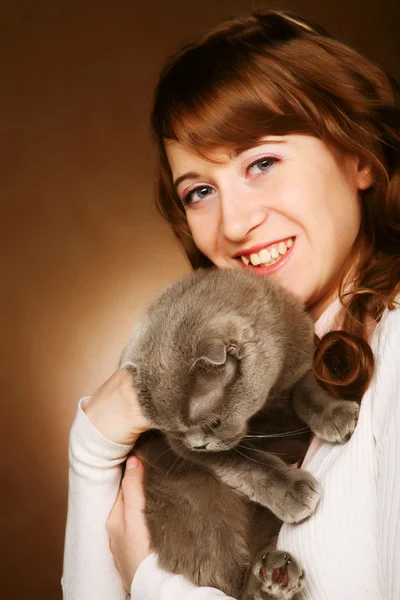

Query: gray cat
[121,268,359,599]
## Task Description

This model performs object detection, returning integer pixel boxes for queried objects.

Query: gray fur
[121,268,359,599]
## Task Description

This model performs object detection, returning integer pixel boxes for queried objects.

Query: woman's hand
[83,368,151,445]
[107,455,152,592]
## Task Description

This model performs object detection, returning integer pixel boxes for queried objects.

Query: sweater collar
[314,297,342,338]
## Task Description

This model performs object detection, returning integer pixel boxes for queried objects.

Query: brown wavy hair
[150,10,400,402]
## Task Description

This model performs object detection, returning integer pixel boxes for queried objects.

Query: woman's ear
[355,157,374,191]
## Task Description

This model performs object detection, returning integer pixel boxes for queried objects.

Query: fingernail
[126,456,138,470]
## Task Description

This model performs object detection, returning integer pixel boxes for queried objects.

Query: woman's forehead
[165,140,231,168]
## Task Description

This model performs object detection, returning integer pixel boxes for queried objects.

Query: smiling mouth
[239,237,294,268]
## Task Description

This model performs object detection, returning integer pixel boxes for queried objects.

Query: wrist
[83,369,151,445]
[83,399,144,445]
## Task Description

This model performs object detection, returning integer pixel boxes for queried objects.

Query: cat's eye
[210,418,221,429]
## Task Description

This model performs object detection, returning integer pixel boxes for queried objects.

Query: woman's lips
[237,238,294,275]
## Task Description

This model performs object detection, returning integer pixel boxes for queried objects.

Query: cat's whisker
[244,426,310,439]
[234,447,269,466]
[236,443,291,456]
[245,426,308,435]
[154,446,175,462]
[234,447,300,474]
[162,452,184,481]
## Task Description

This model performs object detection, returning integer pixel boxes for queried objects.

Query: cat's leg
[242,550,304,600]
[292,369,359,443]
[206,451,321,523]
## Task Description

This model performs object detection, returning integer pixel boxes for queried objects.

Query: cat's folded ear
[192,339,227,368]
[188,340,239,422]
[191,338,240,369]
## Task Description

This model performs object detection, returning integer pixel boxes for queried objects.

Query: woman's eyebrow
[174,172,200,190]
[173,140,287,190]
[234,138,287,156]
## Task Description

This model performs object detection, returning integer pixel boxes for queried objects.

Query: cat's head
[121,269,312,452]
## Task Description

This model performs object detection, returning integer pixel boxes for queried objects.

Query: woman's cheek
[188,214,217,255]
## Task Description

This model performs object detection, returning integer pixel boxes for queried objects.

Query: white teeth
[278,241,287,255]
[259,248,271,264]
[240,238,294,267]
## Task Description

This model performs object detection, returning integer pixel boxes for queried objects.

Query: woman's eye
[182,185,214,207]
[247,156,277,176]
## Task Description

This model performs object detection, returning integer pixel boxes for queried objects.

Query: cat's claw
[310,399,360,443]
[243,550,304,600]
[271,470,321,523]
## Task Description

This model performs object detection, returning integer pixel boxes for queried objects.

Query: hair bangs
[153,37,320,160]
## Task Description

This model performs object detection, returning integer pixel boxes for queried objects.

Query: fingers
[106,455,152,587]
[106,456,146,532]
[121,455,152,561]
[121,456,147,527]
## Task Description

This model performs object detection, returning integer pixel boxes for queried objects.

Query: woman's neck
[308,289,339,321]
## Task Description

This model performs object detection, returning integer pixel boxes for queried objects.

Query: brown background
[0,1,398,598]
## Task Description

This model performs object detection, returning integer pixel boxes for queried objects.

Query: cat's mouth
[168,426,246,453]
[187,435,244,453]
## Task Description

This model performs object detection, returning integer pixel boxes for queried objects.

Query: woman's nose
[220,189,268,242]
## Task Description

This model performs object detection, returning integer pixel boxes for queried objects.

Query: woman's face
[166,135,373,318]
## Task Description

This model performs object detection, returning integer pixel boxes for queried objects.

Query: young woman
[62,11,400,600]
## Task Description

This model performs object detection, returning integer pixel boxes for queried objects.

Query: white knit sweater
[62,303,400,600]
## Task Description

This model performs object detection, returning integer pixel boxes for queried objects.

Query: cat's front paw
[310,399,359,443]
[243,550,304,600]
[272,470,321,523]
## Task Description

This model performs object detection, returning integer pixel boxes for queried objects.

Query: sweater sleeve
[372,306,400,599]
[62,397,133,600]
[62,398,235,600]
[131,554,236,600]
